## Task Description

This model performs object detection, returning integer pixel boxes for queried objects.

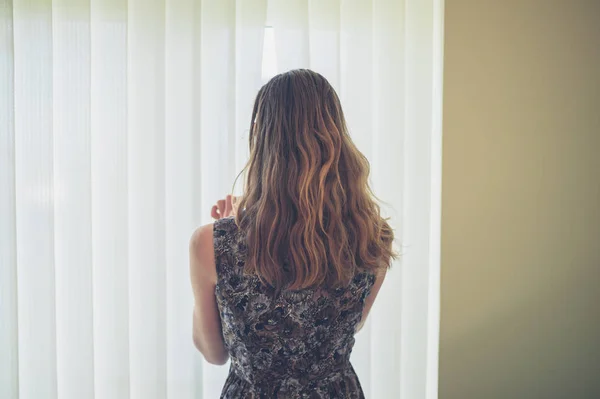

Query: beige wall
[440,1,600,398]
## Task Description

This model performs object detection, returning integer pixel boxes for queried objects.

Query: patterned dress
[213,217,376,398]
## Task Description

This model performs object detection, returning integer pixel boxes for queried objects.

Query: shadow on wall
[440,0,600,398]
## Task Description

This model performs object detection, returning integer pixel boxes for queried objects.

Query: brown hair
[235,69,396,290]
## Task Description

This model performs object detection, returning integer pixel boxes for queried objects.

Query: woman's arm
[189,224,229,365]
[355,268,387,334]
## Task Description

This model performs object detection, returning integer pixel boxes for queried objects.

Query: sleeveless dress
[213,217,376,398]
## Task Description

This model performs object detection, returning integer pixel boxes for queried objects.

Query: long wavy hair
[235,69,396,290]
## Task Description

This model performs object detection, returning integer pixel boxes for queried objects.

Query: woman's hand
[211,195,238,220]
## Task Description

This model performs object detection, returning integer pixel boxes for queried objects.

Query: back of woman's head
[236,69,395,290]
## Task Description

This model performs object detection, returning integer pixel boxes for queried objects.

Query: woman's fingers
[211,196,238,220]
[211,205,220,220]
[217,199,226,217]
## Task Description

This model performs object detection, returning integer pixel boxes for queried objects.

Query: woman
[189,69,395,398]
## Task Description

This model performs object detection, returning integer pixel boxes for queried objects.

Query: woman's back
[214,217,375,398]
[189,69,395,398]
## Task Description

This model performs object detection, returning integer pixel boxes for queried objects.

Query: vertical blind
[0,0,444,398]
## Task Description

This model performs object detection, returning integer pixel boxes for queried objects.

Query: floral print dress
[213,217,376,398]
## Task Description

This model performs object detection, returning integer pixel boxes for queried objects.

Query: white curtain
[0,0,444,398]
